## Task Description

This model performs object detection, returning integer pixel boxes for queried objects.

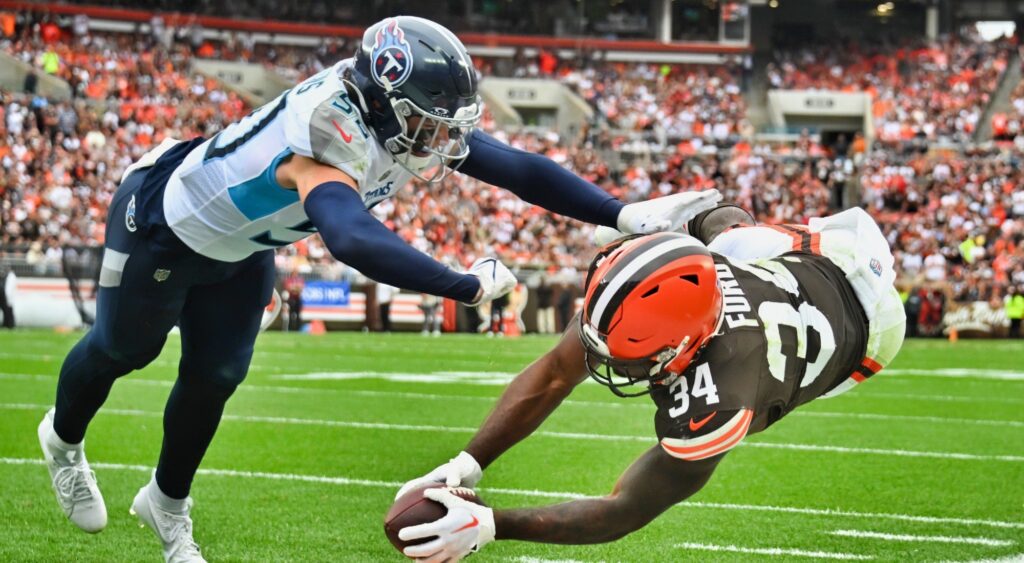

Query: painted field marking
[3,403,1023,464]
[829,529,1014,547]
[675,542,872,560]
[6,371,1024,415]
[2,457,1022,530]
[882,369,1024,381]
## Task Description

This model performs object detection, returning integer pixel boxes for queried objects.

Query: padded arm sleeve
[686,203,756,245]
[458,131,624,227]
[303,182,480,303]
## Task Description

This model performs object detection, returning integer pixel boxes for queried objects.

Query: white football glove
[594,225,629,247]
[615,189,723,236]
[466,257,516,306]
[395,451,482,500]
[400,488,495,563]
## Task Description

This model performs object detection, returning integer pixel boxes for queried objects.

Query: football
[383,484,485,555]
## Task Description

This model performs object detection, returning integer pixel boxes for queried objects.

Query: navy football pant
[53,171,275,499]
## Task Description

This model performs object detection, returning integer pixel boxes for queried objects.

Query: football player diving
[36,15,721,563]
[396,203,906,562]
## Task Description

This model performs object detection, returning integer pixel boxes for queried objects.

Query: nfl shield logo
[153,269,171,282]
[371,19,414,88]
[869,258,882,277]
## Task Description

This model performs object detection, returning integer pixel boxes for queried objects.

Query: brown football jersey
[650,251,870,461]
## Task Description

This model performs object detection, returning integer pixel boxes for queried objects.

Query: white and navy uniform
[157,59,414,262]
[54,58,461,504]
[79,60,427,403]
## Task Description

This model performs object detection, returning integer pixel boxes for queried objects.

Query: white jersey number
[668,363,720,418]
[759,300,835,388]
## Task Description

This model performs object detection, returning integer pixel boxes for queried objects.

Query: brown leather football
[384,484,485,556]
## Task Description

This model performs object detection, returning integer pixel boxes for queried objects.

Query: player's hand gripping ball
[384,484,486,555]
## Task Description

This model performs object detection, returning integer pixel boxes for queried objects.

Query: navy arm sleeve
[303,182,480,303]
[458,131,624,228]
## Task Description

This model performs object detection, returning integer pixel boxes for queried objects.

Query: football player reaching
[397,204,906,562]
[36,15,721,563]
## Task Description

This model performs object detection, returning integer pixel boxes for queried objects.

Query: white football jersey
[162,59,415,262]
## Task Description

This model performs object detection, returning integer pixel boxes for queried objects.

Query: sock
[148,477,188,512]
[46,425,82,452]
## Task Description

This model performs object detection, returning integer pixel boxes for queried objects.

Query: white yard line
[3,457,1022,530]
[796,411,1024,429]
[3,372,1023,430]
[829,529,1014,547]
[507,558,592,563]
[675,542,872,560]
[843,391,1024,405]
[881,369,1024,381]
[739,442,1024,463]
[0,353,278,373]
[688,502,1024,530]
[3,402,1023,465]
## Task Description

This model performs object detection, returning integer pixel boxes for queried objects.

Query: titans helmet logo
[371,19,414,89]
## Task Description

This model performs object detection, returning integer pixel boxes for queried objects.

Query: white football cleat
[130,480,207,563]
[37,407,107,533]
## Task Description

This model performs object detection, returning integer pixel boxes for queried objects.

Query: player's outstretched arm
[398,446,722,560]
[458,131,624,228]
[686,203,756,244]
[495,445,722,544]
[459,132,721,235]
[465,319,590,468]
[395,320,589,498]
[280,155,513,305]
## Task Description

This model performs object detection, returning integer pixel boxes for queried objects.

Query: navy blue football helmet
[349,16,482,183]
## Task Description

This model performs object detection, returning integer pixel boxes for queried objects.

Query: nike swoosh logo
[453,515,479,534]
[689,412,717,432]
[331,120,353,143]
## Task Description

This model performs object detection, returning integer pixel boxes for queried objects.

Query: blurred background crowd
[1,3,1022,336]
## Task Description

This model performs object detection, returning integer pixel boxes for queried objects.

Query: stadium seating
[1,9,1022,325]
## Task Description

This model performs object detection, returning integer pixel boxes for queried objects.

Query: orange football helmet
[580,232,723,396]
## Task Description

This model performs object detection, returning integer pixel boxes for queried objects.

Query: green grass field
[1,330,1022,562]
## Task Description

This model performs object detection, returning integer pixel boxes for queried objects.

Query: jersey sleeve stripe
[660,409,753,460]
[861,357,883,374]
[823,356,885,397]
[809,231,822,254]
[683,416,751,460]
[851,356,883,383]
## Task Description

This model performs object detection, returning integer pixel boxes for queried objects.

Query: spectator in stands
[1006,285,1024,339]
[487,292,509,337]
[0,262,14,329]
[555,280,577,333]
[282,268,304,332]
[377,283,398,333]
[419,293,442,337]
[534,273,555,334]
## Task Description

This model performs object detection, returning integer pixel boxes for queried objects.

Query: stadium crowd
[2,13,1023,332]
[991,75,1024,148]
[768,33,1015,147]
